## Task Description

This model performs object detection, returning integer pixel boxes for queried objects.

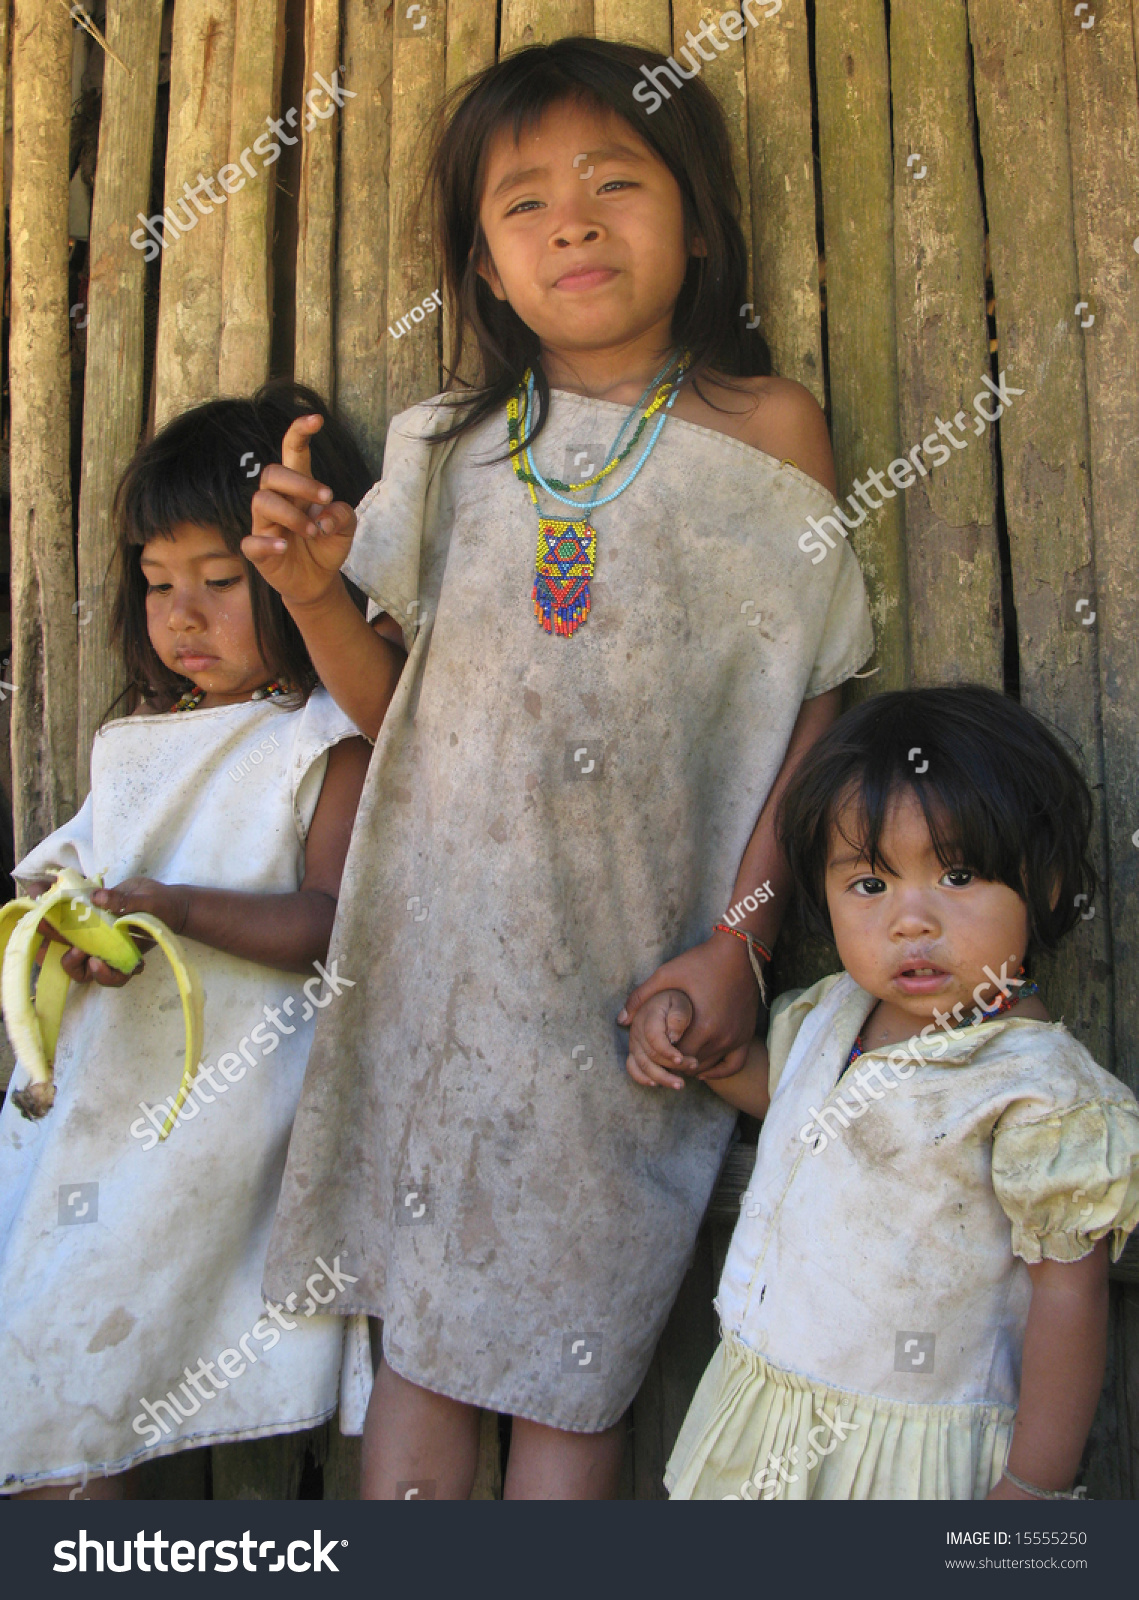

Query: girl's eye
[207,577,242,590]
[505,199,542,216]
[852,876,887,896]
[597,179,635,192]
[942,868,975,888]
[145,582,171,595]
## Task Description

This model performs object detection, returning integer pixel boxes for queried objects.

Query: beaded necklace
[167,678,290,712]
[507,351,688,636]
[844,977,1040,1073]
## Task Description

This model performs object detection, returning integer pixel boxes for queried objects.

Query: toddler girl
[629,686,1139,1499]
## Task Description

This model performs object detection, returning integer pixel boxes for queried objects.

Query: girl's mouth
[893,965,951,995]
[176,653,218,672]
[554,267,617,291]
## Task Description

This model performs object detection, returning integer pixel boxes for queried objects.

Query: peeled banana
[0,870,204,1138]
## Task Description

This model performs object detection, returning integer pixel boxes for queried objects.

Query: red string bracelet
[712,923,772,1004]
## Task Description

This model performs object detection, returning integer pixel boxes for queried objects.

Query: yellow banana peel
[1,871,204,1138]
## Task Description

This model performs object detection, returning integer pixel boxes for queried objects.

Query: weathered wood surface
[384,0,445,421]
[889,0,1001,691]
[334,0,394,474]
[1061,0,1139,1099]
[499,0,593,55]
[442,0,496,392]
[153,0,236,428]
[594,0,669,53]
[217,0,285,395]
[744,0,823,401]
[76,0,165,786]
[9,0,77,858]
[967,0,1110,1069]
[211,1429,317,1500]
[814,0,906,692]
[293,0,339,396]
[671,3,751,287]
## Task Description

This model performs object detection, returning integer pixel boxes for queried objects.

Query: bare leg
[503,1415,626,1500]
[361,1358,481,1500]
[18,1467,138,1500]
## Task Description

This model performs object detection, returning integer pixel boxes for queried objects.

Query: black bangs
[108,380,376,717]
[425,34,772,451]
[777,686,1097,957]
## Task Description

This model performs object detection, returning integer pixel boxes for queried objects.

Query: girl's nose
[891,893,940,940]
[167,590,206,631]
[551,214,603,249]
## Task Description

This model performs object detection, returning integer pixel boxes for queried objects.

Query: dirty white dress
[667,973,1139,1498]
[264,393,875,1432]
[0,690,372,1490]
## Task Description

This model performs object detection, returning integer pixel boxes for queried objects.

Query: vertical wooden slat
[294,0,339,397]
[744,0,823,399]
[440,0,496,393]
[814,0,907,691]
[594,0,670,54]
[968,0,1109,1065]
[153,0,236,429]
[212,1431,313,1499]
[499,1,593,56]
[334,0,393,473]
[385,0,444,420]
[469,1408,503,1499]
[76,0,164,785]
[217,0,285,394]
[1062,0,1139,1096]
[889,0,1001,688]
[671,5,752,288]
[9,0,76,856]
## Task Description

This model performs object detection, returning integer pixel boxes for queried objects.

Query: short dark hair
[777,686,1097,957]
[426,34,771,450]
[109,379,375,714]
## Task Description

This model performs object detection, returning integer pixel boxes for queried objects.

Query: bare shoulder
[677,374,837,495]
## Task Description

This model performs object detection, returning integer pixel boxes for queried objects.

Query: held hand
[625,989,699,1090]
[243,414,358,609]
[618,936,760,1080]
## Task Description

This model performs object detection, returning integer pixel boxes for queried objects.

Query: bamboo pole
[8,0,76,856]
[744,0,822,399]
[385,0,444,420]
[499,0,593,56]
[294,0,339,397]
[968,0,1109,1067]
[671,4,751,288]
[1061,0,1139,1093]
[153,0,236,429]
[814,0,906,691]
[75,0,164,787]
[334,0,393,473]
[889,0,1000,689]
[217,0,285,394]
[594,0,669,53]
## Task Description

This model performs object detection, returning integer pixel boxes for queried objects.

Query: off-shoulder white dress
[667,972,1139,1498]
[0,690,372,1490]
[264,394,875,1431]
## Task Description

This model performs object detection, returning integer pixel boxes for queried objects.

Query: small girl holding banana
[0,382,374,1497]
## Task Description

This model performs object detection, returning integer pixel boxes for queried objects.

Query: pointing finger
[280,414,324,479]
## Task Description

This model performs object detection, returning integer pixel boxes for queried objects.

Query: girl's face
[825,787,1032,1028]
[141,523,272,707]
[476,98,696,363]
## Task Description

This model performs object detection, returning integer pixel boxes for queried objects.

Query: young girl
[628,686,1139,1500]
[245,38,873,1499]
[0,381,374,1497]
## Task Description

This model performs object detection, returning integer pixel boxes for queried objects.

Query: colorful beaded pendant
[507,352,688,637]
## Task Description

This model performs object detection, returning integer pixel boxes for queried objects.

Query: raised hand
[243,414,358,609]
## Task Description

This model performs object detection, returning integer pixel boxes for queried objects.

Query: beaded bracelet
[1000,1467,1087,1501]
[712,923,772,1006]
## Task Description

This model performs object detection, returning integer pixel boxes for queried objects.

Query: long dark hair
[776,686,1098,959]
[109,380,375,715]
[426,35,772,451]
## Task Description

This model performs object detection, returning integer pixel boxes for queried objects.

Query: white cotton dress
[0,690,372,1491]
[666,972,1139,1499]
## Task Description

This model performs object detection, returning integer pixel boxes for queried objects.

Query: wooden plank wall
[4,0,1139,1498]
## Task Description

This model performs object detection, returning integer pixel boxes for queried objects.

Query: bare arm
[989,1242,1109,1498]
[71,736,373,980]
